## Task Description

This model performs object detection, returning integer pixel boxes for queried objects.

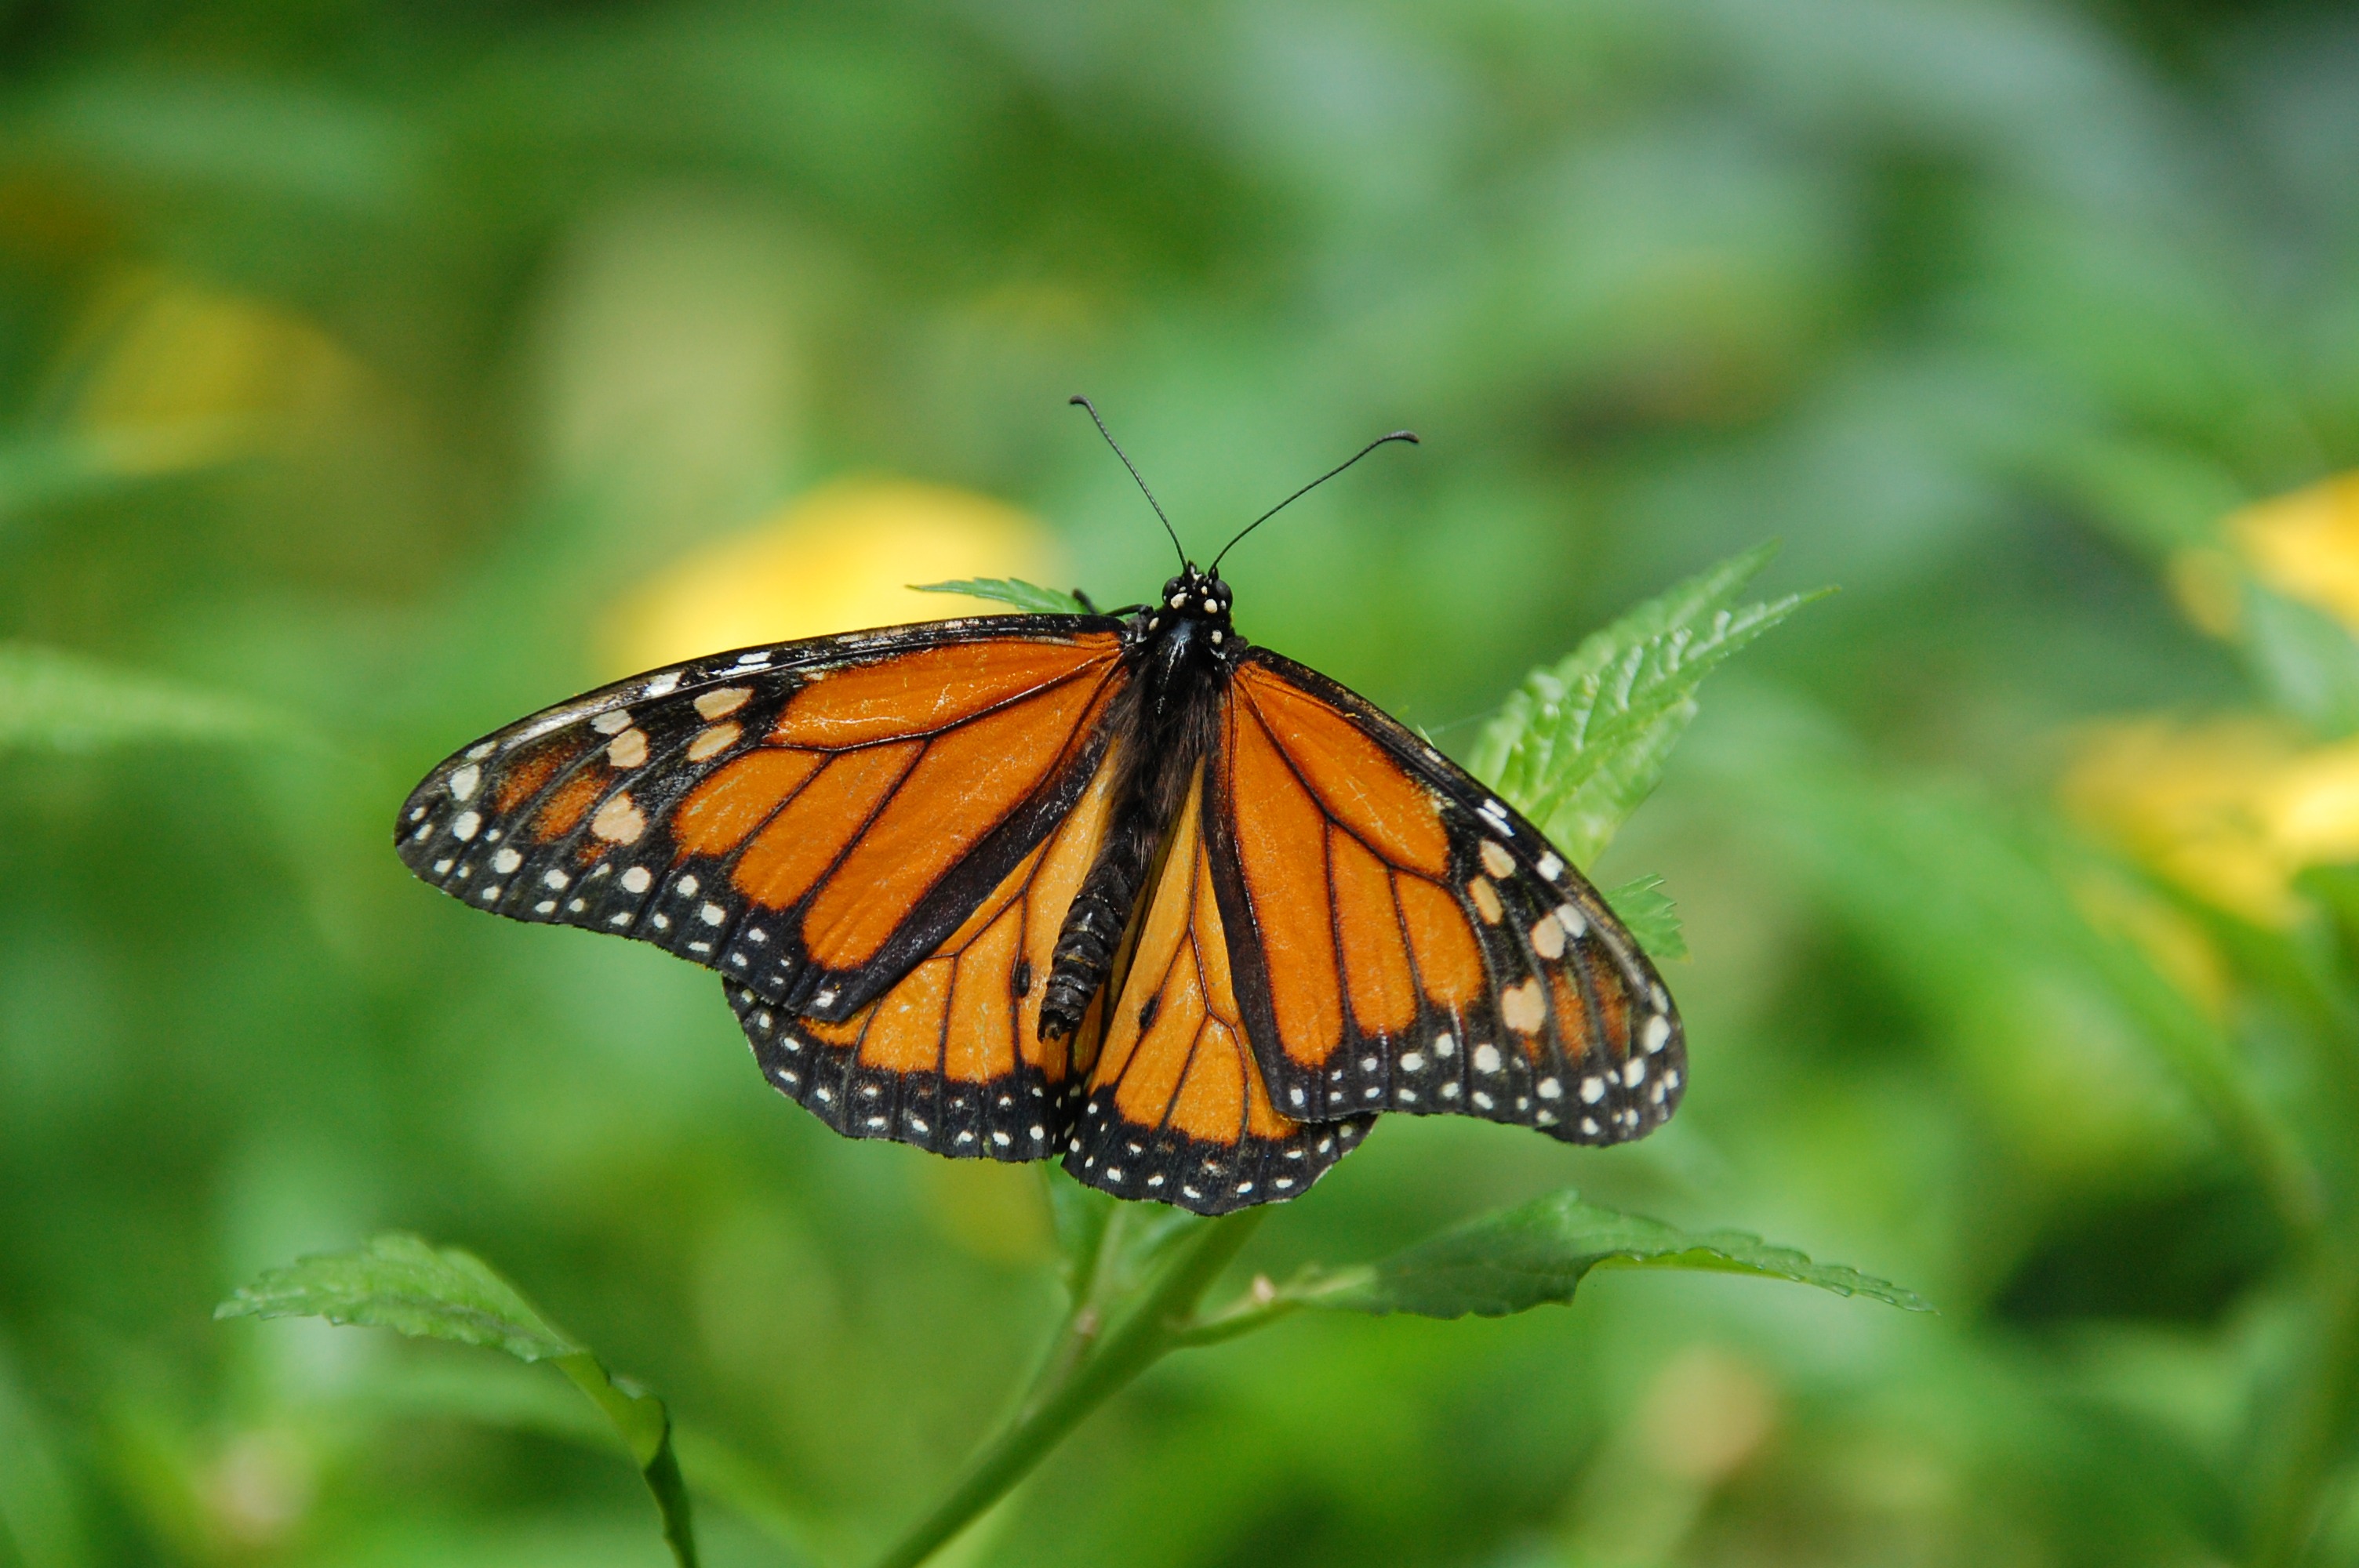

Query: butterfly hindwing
[395,617,1130,1022]
[1064,763,1369,1214]
[725,738,1128,1162]
[1207,652,1685,1145]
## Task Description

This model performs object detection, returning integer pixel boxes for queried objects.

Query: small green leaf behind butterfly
[1472,542,1829,869]
[217,1234,698,1568]
[911,577,1090,615]
[1602,873,1686,960]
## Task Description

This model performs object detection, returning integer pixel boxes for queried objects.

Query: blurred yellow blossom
[2063,716,2359,926]
[605,477,1066,674]
[55,266,370,471]
[2223,470,2359,634]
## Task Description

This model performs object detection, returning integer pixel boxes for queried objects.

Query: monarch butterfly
[395,402,1684,1214]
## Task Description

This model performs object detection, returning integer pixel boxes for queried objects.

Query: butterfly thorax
[1037,566,1238,1041]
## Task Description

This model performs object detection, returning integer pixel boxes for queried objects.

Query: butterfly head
[1156,565,1231,626]
[1140,564,1235,681]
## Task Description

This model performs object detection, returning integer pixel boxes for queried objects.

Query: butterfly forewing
[1064,764,1369,1214]
[1207,653,1685,1144]
[395,617,1129,1020]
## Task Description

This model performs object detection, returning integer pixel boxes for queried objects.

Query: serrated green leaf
[1603,874,1685,960]
[1470,543,1825,866]
[911,577,1089,615]
[219,1235,697,1566]
[0,644,294,753]
[1293,1190,1929,1319]
[215,1233,580,1359]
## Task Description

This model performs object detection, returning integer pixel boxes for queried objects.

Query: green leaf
[1470,543,1826,866]
[1603,874,1686,960]
[219,1235,698,1566]
[0,644,293,753]
[911,577,1089,615]
[1292,1190,1930,1319]
[215,1233,580,1360]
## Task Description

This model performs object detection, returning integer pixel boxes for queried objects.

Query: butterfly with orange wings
[396,401,1684,1214]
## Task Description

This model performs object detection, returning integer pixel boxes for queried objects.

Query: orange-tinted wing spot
[859,956,954,1075]
[1228,702,1344,1067]
[493,744,572,813]
[675,750,824,858]
[1331,828,1417,1036]
[732,742,921,909]
[802,672,1114,968]
[1234,664,1450,877]
[1398,874,1486,1007]
[1589,954,1633,1058]
[770,634,1120,748]
[1546,968,1593,1066]
[532,768,608,840]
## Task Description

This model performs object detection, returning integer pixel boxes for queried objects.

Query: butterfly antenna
[1070,395,1187,570]
[1210,430,1419,572]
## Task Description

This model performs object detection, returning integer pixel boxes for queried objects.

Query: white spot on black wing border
[1062,1083,1369,1216]
[723,975,1068,1162]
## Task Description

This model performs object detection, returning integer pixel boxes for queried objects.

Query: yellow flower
[2062,716,2359,927]
[605,477,1067,674]
[2224,470,2359,633]
[55,266,369,470]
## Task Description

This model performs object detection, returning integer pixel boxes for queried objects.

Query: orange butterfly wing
[1206,653,1684,1145]
[1063,763,1369,1213]
[726,737,1127,1161]
[395,619,1129,1022]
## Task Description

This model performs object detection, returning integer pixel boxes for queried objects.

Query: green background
[4,2,2357,1564]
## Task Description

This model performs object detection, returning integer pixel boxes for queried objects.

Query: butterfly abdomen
[1038,820,1150,1040]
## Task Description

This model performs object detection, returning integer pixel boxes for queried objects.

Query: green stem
[869,1210,1268,1568]
[1011,1203,1132,1419]
[2250,1252,2359,1568]
[554,1354,697,1568]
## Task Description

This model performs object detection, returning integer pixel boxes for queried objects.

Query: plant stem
[869,1209,1268,1568]
[2250,1250,2359,1568]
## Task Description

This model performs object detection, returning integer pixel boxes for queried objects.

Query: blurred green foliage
[5,1,2359,1566]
